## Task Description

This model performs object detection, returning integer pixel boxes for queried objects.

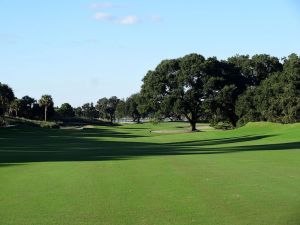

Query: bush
[0,119,7,127]
[212,121,234,130]
[39,121,60,129]
[150,118,160,125]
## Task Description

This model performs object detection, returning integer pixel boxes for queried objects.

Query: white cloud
[116,16,139,25]
[93,12,113,21]
[93,12,139,25]
[90,3,161,25]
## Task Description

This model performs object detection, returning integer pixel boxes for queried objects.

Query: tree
[257,55,300,123]
[58,103,75,118]
[19,96,36,118]
[115,94,144,123]
[107,96,120,123]
[141,54,207,131]
[235,87,262,125]
[125,93,143,123]
[202,59,248,127]
[96,96,120,123]
[251,54,283,84]
[81,103,97,119]
[96,98,109,120]
[141,54,246,131]
[228,54,282,86]
[136,94,153,120]
[38,95,54,121]
[206,85,240,127]
[74,107,83,118]
[0,82,15,122]
[116,94,149,123]
[236,53,300,124]
[115,99,127,119]
[10,99,22,117]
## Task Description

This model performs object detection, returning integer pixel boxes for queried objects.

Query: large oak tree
[141,54,245,131]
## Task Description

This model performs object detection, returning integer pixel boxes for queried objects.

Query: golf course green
[1,122,300,225]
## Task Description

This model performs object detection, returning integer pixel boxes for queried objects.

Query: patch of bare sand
[60,125,95,130]
[151,130,192,134]
[152,125,214,134]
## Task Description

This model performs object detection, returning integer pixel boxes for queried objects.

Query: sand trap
[198,125,215,131]
[151,125,214,134]
[60,126,84,130]
[151,130,192,134]
[84,125,95,129]
[60,125,96,130]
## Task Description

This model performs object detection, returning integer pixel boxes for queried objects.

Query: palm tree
[38,95,53,121]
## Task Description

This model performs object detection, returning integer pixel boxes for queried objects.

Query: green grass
[0,122,300,225]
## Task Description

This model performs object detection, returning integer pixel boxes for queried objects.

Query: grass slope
[0,122,300,225]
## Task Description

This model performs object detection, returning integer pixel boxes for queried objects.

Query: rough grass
[0,122,300,225]
[5,117,60,128]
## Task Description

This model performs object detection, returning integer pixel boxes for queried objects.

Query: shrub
[212,121,234,130]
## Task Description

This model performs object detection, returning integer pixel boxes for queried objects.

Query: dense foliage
[116,93,144,123]
[96,96,120,123]
[236,54,300,125]
[0,82,15,125]
[1,53,299,129]
[57,103,75,118]
[140,53,298,130]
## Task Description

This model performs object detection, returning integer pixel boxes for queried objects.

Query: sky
[0,0,300,107]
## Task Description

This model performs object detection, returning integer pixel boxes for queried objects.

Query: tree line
[1,53,299,130]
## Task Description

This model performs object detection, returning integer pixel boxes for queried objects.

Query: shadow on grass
[0,126,299,164]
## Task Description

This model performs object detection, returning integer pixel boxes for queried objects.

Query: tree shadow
[0,163,26,167]
[168,135,274,147]
[0,126,299,165]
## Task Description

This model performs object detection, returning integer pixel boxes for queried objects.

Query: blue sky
[0,0,300,106]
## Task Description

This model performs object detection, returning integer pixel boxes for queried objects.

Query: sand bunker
[151,130,192,134]
[60,125,95,130]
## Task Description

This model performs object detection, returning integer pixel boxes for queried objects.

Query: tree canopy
[58,103,75,118]
[228,54,283,86]
[96,96,120,123]
[236,54,300,125]
[141,54,247,130]
[0,82,15,119]
[115,93,144,123]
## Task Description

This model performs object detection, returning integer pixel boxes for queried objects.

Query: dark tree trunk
[190,111,199,131]
[231,119,237,127]
[190,120,197,131]
[110,114,113,124]
[184,110,199,132]
[228,113,238,127]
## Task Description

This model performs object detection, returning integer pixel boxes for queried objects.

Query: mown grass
[0,122,300,225]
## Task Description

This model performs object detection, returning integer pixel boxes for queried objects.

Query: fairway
[1,122,300,225]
